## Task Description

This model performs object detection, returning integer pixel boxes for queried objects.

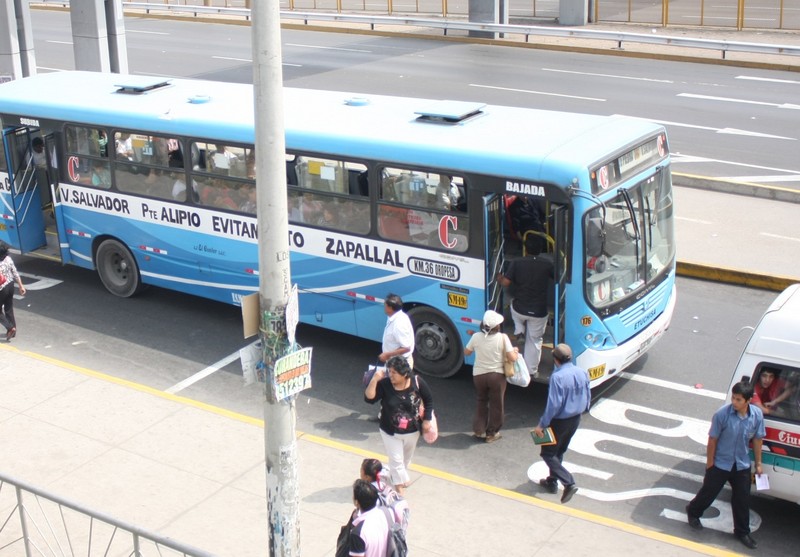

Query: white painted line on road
[469,83,605,102]
[670,152,800,173]
[677,92,800,110]
[285,43,371,53]
[613,115,795,140]
[619,372,726,400]
[675,216,713,224]
[46,40,73,45]
[165,350,241,394]
[736,75,800,84]
[541,68,673,83]
[128,30,170,35]
[761,232,800,243]
[213,55,252,62]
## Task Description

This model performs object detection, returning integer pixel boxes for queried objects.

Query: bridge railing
[0,470,216,557]
[31,1,800,59]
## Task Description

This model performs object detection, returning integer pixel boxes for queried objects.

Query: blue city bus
[0,71,676,383]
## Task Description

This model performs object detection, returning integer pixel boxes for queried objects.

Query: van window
[751,364,800,422]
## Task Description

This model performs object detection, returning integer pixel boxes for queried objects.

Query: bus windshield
[585,167,675,309]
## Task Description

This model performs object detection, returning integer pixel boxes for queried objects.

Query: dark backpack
[380,506,408,557]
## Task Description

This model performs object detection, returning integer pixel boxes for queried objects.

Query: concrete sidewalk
[0,345,738,557]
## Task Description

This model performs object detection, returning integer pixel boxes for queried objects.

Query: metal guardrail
[33,1,800,60]
[0,471,217,557]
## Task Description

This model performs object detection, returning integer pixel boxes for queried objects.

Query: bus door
[551,204,569,344]
[483,193,504,311]
[1,126,46,252]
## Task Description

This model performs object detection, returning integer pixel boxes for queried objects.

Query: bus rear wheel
[408,307,463,378]
[96,239,142,298]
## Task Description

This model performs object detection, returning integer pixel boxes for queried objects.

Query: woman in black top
[365,356,434,494]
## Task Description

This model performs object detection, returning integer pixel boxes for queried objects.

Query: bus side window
[64,125,110,187]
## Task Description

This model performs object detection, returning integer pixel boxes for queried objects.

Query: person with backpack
[360,458,409,533]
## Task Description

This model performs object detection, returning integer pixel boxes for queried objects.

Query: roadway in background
[29,8,800,193]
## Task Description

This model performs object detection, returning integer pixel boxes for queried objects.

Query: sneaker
[472,432,486,440]
[561,484,578,504]
[538,478,557,494]
[485,433,502,443]
[685,505,703,530]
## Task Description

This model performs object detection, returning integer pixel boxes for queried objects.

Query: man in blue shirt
[686,381,765,550]
[533,344,591,504]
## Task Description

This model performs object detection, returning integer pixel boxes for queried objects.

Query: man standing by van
[686,381,765,550]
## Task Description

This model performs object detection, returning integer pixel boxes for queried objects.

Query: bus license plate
[588,364,605,380]
[447,292,467,309]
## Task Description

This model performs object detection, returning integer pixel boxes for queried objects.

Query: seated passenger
[435,174,459,211]
[91,161,111,188]
[240,184,257,214]
[316,205,339,228]
[752,368,794,415]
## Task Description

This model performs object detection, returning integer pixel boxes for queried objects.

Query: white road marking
[619,372,727,400]
[165,350,242,394]
[46,40,73,45]
[128,30,170,35]
[736,75,800,84]
[613,115,795,140]
[571,429,706,482]
[761,232,800,243]
[675,216,713,224]
[541,68,673,83]
[677,92,800,110]
[285,43,371,53]
[212,55,252,62]
[670,152,800,173]
[590,398,709,445]
[469,83,605,102]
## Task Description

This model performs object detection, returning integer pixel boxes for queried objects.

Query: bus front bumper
[577,285,677,388]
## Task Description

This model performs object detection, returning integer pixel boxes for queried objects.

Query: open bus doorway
[0,125,59,260]
[499,194,568,384]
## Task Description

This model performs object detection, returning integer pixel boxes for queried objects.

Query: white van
[729,284,800,505]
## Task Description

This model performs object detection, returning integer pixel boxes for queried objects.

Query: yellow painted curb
[1,344,743,556]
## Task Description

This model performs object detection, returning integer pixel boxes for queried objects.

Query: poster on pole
[270,347,312,402]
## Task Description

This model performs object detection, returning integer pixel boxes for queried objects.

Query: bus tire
[95,239,142,298]
[408,306,463,378]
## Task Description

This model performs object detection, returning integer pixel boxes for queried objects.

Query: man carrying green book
[533,344,591,504]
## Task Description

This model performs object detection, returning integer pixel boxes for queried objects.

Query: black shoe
[737,533,758,550]
[538,478,557,494]
[561,484,578,504]
[685,505,703,530]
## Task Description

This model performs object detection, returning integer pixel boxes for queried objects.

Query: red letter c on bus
[438,215,458,249]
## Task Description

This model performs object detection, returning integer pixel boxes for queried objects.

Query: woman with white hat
[464,310,518,443]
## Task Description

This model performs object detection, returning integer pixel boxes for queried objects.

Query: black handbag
[335,510,356,557]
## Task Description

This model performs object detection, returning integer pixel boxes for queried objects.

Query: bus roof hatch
[114,77,172,95]
[414,100,486,125]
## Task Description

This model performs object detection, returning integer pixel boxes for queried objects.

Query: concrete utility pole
[251,2,300,556]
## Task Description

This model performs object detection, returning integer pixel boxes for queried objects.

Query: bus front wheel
[408,307,463,378]
[96,239,142,298]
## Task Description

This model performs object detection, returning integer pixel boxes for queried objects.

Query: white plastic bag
[506,354,531,387]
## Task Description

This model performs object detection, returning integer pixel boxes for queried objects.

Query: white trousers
[380,429,420,486]
[510,306,548,374]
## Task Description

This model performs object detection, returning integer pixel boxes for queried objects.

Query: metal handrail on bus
[0,470,217,557]
[32,1,800,59]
